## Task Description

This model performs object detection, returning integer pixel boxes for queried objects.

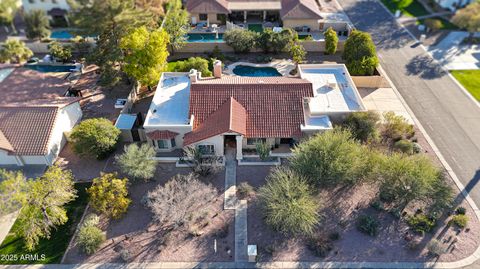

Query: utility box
[248,245,257,262]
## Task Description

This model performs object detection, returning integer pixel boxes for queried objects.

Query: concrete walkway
[428,31,480,70]
[235,200,249,262]
[0,210,19,245]
[224,149,238,210]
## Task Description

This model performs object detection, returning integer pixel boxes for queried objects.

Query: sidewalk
[0,210,20,245]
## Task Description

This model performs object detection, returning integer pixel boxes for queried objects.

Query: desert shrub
[328,231,341,241]
[255,141,270,160]
[324,27,338,55]
[224,29,257,53]
[290,128,373,186]
[356,215,380,236]
[115,143,157,181]
[343,30,379,75]
[77,214,106,255]
[413,142,422,153]
[378,153,452,212]
[307,234,333,257]
[382,111,414,142]
[0,40,33,63]
[370,199,384,211]
[427,239,445,256]
[49,41,72,63]
[70,118,120,160]
[174,57,212,77]
[182,146,223,177]
[425,18,443,31]
[237,182,255,199]
[456,207,467,215]
[449,214,468,228]
[258,168,319,235]
[290,43,306,64]
[343,111,380,143]
[145,173,217,228]
[393,139,414,154]
[407,214,436,233]
[87,173,131,219]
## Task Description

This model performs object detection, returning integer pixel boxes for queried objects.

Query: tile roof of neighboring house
[0,67,71,105]
[280,0,323,19]
[147,130,179,140]
[187,76,313,142]
[186,0,230,14]
[184,97,247,145]
[0,130,14,153]
[0,106,60,155]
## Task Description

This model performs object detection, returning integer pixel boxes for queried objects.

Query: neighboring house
[434,0,472,11]
[142,62,365,160]
[186,0,351,33]
[0,66,82,167]
[21,0,70,26]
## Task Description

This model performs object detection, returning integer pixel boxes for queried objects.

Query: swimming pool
[50,30,96,39]
[24,64,78,73]
[232,65,282,77]
[187,33,224,42]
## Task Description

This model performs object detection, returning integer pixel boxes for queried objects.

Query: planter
[350,67,390,88]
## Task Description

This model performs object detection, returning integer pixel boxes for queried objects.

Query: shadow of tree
[405,55,447,79]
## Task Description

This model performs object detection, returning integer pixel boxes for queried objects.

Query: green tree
[256,28,296,53]
[452,2,480,42]
[87,173,131,219]
[0,169,28,215]
[120,26,169,88]
[343,30,379,75]
[174,57,213,77]
[77,214,105,255]
[290,43,306,64]
[343,111,380,143]
[48,41,72,63]
[395,0,413,9]
[70,118,121,160]
[324,27,338,55]
[24,10,51,40]
[259,168,319,235]
[0,40,33,63]
[378,154,452,211]
[0,0,19,34]
[224,29,257,53]
[17,166,77,250]
[290,128,373,186]
[69,0,155,85]
[115,143,157,181]
[162,4,189,53]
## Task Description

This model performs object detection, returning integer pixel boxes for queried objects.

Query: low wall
[351,68,390,88]
[176,40,345,53]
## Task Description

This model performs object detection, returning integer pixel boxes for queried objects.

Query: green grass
[380,0,429,17]
[248,24,264,33]
[451,70,480,101]
[0,183,91,264]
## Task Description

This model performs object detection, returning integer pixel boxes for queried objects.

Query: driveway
[428,31,480,70]
[338,0,480,251]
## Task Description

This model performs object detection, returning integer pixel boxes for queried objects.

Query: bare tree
[144,173,217,228]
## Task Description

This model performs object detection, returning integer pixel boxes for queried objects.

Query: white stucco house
[0,66,82,167]
[142,61,365,160]
[434,0,472,11]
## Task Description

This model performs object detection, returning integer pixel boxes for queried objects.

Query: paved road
[337,0,480,218]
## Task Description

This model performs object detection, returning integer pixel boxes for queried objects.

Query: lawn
[0,182,91,264]
[380,0,429,17]
[451,70,480,101]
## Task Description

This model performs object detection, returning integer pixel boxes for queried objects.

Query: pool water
[187,33,224,42]
[24,64,78,73]
[50,30,96,39]
[232,65,282,77]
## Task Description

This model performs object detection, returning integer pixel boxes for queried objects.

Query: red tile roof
[186,0,230,14]
[184,97,247,145]
[146,130,179,140]
[187,76,313,143]
[0,130,14,153]
[281,0,323,19]
[0,106,60,155]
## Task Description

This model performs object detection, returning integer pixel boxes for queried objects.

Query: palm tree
[0,0,19,35]
[24,10,51,40]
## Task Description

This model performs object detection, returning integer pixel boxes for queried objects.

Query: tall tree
[24,10,51,40]
[120,26,169,88]
[0,40,33,63]
[17,166,77,250]
[162,5,189,53]
[0,169,28,215]
[0,0,19,34]
[342,30,379,75]
[324,27,338,55]
[69,0,155,85]
[452,2,480,42]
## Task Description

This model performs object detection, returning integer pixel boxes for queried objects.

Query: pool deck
[225,60,296,77]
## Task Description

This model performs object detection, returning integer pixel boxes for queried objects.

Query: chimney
[189,69,198,83]
[213,60,222,79]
